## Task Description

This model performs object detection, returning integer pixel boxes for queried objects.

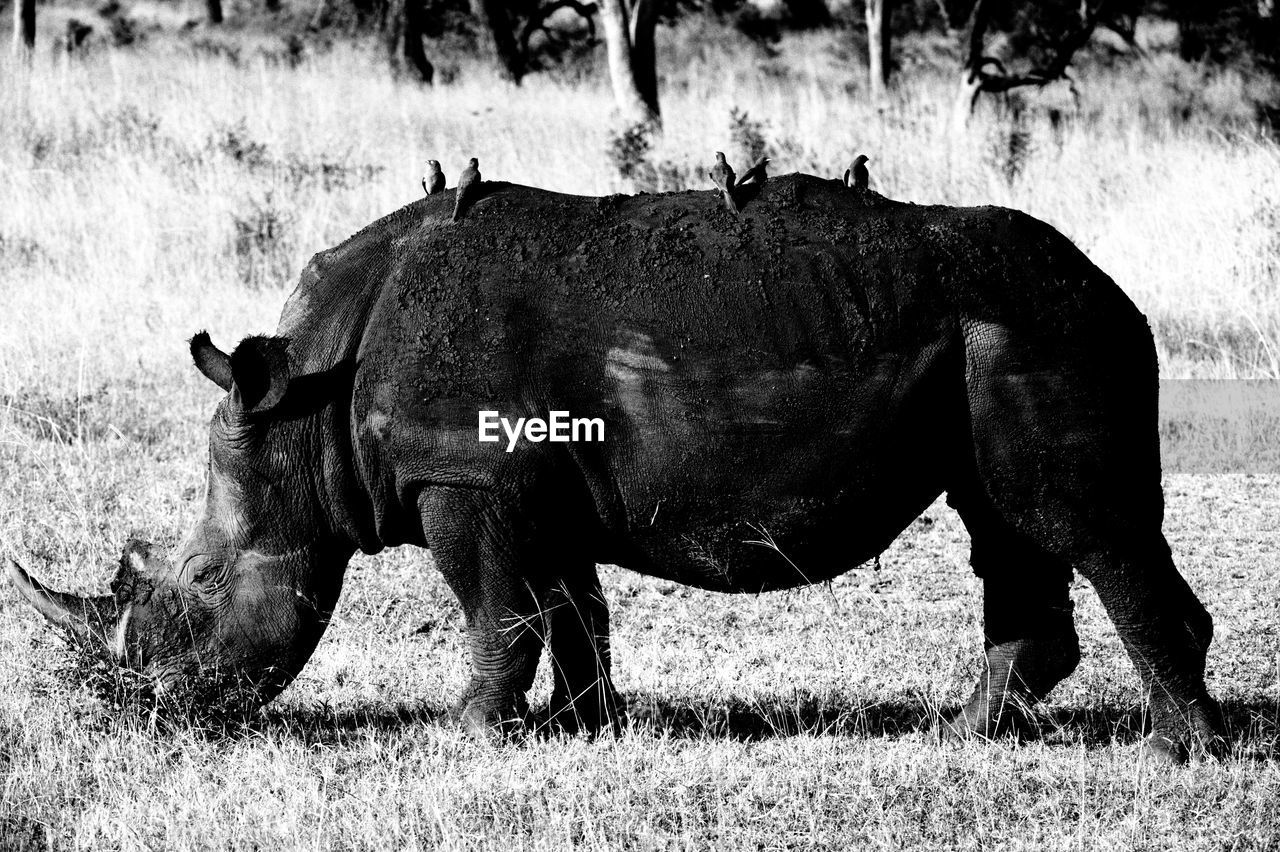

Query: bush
[729,106,769,163]
[606,121,659,191]
[232,194,294,290]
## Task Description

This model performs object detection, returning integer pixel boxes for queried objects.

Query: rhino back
[277,173,1127,389]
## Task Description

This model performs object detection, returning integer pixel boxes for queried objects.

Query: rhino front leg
[455,612,544,738]
[545,564,624,735]
[942,486,1081,742]
[420,488,546,738]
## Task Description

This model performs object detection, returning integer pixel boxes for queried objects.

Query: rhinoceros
[8,173,1223,761]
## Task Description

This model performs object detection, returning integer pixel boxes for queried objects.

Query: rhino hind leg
[960,319,1224,762]
[544,564,625,736]
[941,484,1081,743]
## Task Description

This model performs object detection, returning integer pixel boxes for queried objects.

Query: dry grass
[2,18,1280,850]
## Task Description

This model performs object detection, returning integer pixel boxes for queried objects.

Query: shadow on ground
[258,701,453,746]
[629,692,1280,759]
[255,692,1279,759]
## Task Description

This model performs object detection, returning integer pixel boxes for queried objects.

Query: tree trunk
[781,0,830,28]
[383,0,404,68]
[950,0,991,131]
[472,0,525,83]
[630,0,659,118]
[206,0,223,25]
[950,69,983,132]
[1170,0,1212,61]
[13,0,35,54]
[599,0,660,126]
[402,0,434,83]
[865,0,891,102]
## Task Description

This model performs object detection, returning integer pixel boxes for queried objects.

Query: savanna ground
[2,11,1280,849]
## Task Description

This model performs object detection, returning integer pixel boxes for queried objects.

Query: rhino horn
[6,559,120,650]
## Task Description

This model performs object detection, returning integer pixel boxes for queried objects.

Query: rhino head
[7,332,357,713]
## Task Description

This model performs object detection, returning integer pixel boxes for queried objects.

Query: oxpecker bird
[453,157,481,222]
[737,156,771,187]
[708,151,740,214]
[845,155,870,193]
[423,160,445,196]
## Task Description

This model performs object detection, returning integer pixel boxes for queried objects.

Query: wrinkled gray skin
[9,174,1223,761]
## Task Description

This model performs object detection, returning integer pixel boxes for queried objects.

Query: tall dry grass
[1,24,1279,397]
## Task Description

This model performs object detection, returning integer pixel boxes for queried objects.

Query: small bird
[845,154,870,193]
[453,157,481,222]
[708,151,740,214]
[737,156,771,187]
[422,160,445,196]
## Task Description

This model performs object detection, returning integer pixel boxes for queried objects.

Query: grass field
[2,17,1280,849]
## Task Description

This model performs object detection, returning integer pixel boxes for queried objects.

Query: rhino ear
[191,331,233,392]
[230,335,291,415]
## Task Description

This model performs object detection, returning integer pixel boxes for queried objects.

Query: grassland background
[1,12,1280,850]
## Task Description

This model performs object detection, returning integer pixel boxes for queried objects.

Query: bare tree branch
[519,0,598,58]
[965,0,1106,98]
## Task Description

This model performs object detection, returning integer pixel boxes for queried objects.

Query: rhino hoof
[1140,735,1190,766]
[1140,729,1227,766]
[543,696,627,738]
[1142,698,1227,765]
[452,696,529,743]
[935,704,1037,746]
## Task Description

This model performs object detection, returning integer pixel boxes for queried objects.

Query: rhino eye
[181,555,221,587]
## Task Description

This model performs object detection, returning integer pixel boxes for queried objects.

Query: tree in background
[599,0,660,125]
[469,0,526,81]
[376,0,599,85]
[780,0,829,27]
[1170,0,1279,69]
[403,0,435,80]
[50,0,1266,120]
[380,0,436,81]
[943,0,1142,125]
[865,0,892,101]
[516,0,599,66]
[13,0,36,53]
